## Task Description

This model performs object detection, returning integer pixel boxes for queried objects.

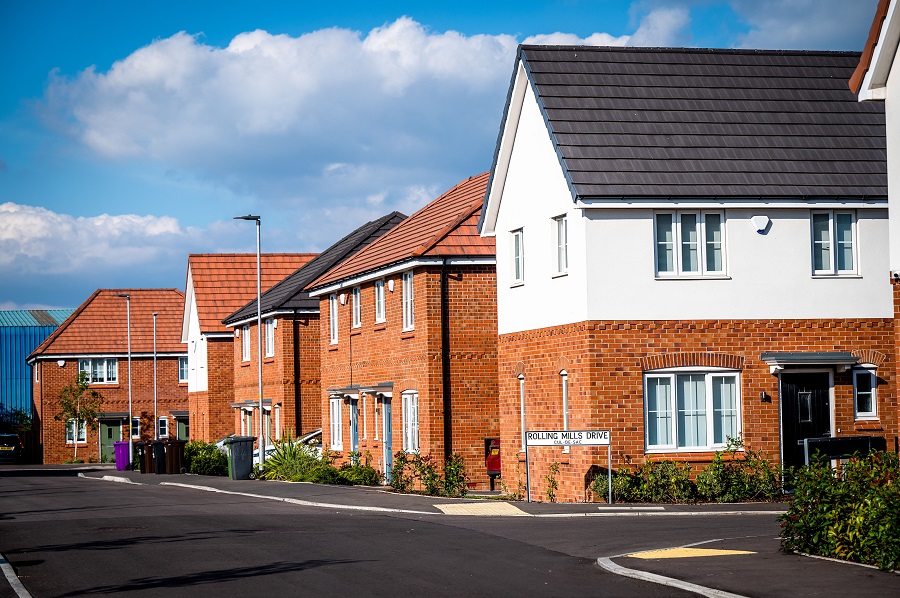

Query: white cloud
[732,0,879,50]
[629,7,691,47]
[522,32,631,46]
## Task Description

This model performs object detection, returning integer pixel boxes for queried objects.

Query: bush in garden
[609,459,696,503]
[184,440,227,476]
[780,451,900,571]
[696,437,783,502]
[442,453,469,498]
[389,450,469,497]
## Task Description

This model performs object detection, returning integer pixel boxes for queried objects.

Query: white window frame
[241,325,251,362]
[510,228,524,285]
[811,210,857,276]
[401,271,415,331]
[329,397,343,449]
[34,365,39,383]
[654,211,726,277]
[329,294,339,344]
[241,408,253,436]
[66,419,86,444]
[178,357,189,383]
[518,374,526,452]
[402,391,419,453]
[374,279,386,323]
[78,358,118,384]
[265,319,276,357]
[560,370,569,454]
[131,417,140,440]
[552,215,568,276]
[157,416,168,438]
[853,367,877,420]
[644,369,741,452]
[352,287,361,328]
[274,405,281,440]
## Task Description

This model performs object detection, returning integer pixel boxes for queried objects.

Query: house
[27,289,187,464]
[479,46,893,502]
[181,253,315,443]
[222,212,406,446]
[1,309,73,461]
[308,173,499,488]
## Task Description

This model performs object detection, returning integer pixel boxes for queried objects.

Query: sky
[0,0,880,310]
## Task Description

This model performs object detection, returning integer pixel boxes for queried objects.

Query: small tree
[55,372,104,460]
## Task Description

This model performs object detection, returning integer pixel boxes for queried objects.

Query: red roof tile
[188,253,316,333]
[311,173,493,287]
[850,0,891,93]
[29,288,186,358]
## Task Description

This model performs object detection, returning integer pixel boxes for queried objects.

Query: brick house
[27,289,187,464]
[181,254,314,443]
[479,46,894,502]
[222,212,406,446]
[308,173,499,488]
[853,0,900,432]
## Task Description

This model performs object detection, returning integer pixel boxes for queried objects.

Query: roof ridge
[520,45,862,57]
[412,196,484,257]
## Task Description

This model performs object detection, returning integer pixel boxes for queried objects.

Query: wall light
[387,279,395,292]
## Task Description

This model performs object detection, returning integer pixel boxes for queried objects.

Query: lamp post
[153,312,158,440]
[116,293,133,466]
[234,214,264,466]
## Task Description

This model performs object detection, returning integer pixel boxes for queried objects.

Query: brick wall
[189,336,234,443]
[498,318,896,502]
[33,356,188,463]
[320,264,499,489]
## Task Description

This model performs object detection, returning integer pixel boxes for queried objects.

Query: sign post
[524,430,612,504]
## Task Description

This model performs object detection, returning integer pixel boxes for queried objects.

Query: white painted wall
[887,62,900,273]
[493,80,893,334]
[183,274,208,392]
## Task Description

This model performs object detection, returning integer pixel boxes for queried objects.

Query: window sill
[654,275,731,281]
[350,329,362,337]
[264,357,275,363]
[811,274,862,279]
[327,345,339,352]
[401,330,415,339]
[645,446,732,454]
[510,281,524,288]
[373,323,386,331]
[552,272,568,279]
[240,361,251,367]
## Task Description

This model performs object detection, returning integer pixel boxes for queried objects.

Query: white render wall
[493,79,893,334]
[887,63,900,273]
[184,293,208,393]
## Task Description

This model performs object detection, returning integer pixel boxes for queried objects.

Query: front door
[99,420,122,463]
[176,418,189,440]
[382,398,393,482]
[780,372,832,468]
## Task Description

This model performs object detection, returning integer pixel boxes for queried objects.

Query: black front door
[780,372,831,468]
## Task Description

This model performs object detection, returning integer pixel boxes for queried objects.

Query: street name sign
[525,429,610,447]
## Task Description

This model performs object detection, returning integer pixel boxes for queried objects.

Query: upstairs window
[78,358,117,384]
[655,212,725,277]
[812,211,856,275]
[374,279,386,323]
[510,229,524,285]
[402,271,415,331]
[241,325,251,361]
[329,294,339,344]
[178,357,189,382]
[553,215,568,275]
[265,319,275,357]
[352,287,361,328]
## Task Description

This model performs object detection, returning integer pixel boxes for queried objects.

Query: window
[402,271,414,331]
[812,211,856,275]
[644,371,740,451]
[329,294,339,344]
[265,319,275,357]
[241,409,253,436]
[241,325,251,361]
[654,212,725,277]
[329,398,343,449]
[34,365,39,383]
[518,374,526,452]
[157,417,168,438]
[853,369,877,419]
[178,357,188,383]
[560,371,569,454]
[553,216,568,275]
[374,279,386,323]
[352,287,361,328]
[78,358,117,384]
[402,391,419,452]
[66,419,86,444]
[131,417,140,440]
[511,229,524,284]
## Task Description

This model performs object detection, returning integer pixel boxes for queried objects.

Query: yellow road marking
[628,548,756,559]
[434,502,529,516]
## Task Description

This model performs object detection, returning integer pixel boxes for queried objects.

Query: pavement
[3,464,898,597]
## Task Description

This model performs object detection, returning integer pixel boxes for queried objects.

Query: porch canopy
[760,351,859,374]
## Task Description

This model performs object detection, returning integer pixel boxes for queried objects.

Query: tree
[55,371,104,461]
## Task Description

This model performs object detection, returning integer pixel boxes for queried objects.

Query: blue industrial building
[0,310,73,429]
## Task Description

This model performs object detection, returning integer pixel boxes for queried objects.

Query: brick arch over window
[640,352,744,372]
[512,362,526,377]
[851,349,887,368]
[398,379,419,393]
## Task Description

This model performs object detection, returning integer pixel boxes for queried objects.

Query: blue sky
[0,0,880,309]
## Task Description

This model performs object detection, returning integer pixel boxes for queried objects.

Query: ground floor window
[853,368,877,419]
[402,391,419,453]
[644,371,740,451]
[157,417,168,438]
[66,419,86,443]
[131,417,140,439]
[330,398,343,449]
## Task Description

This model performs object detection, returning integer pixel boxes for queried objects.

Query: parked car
[0,433,24,463]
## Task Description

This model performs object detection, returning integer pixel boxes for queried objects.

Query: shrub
[780,451,900,571]
[389,451,413,493]
[389,451,469,497]
[696,437,782,502]
[412,453,442,495]
[184,440,227,476]
[610,459,696,503]
[545,462,560,503]
[338,451,382,486]
[442,454,469,498]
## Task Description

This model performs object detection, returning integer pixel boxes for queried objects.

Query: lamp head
[234,214,260,222]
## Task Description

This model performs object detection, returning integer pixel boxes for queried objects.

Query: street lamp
[153,312,158,440]
[234,214,265,466]
[116,293,133,466]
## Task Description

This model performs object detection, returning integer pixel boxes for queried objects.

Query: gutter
[441,259,452,459]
